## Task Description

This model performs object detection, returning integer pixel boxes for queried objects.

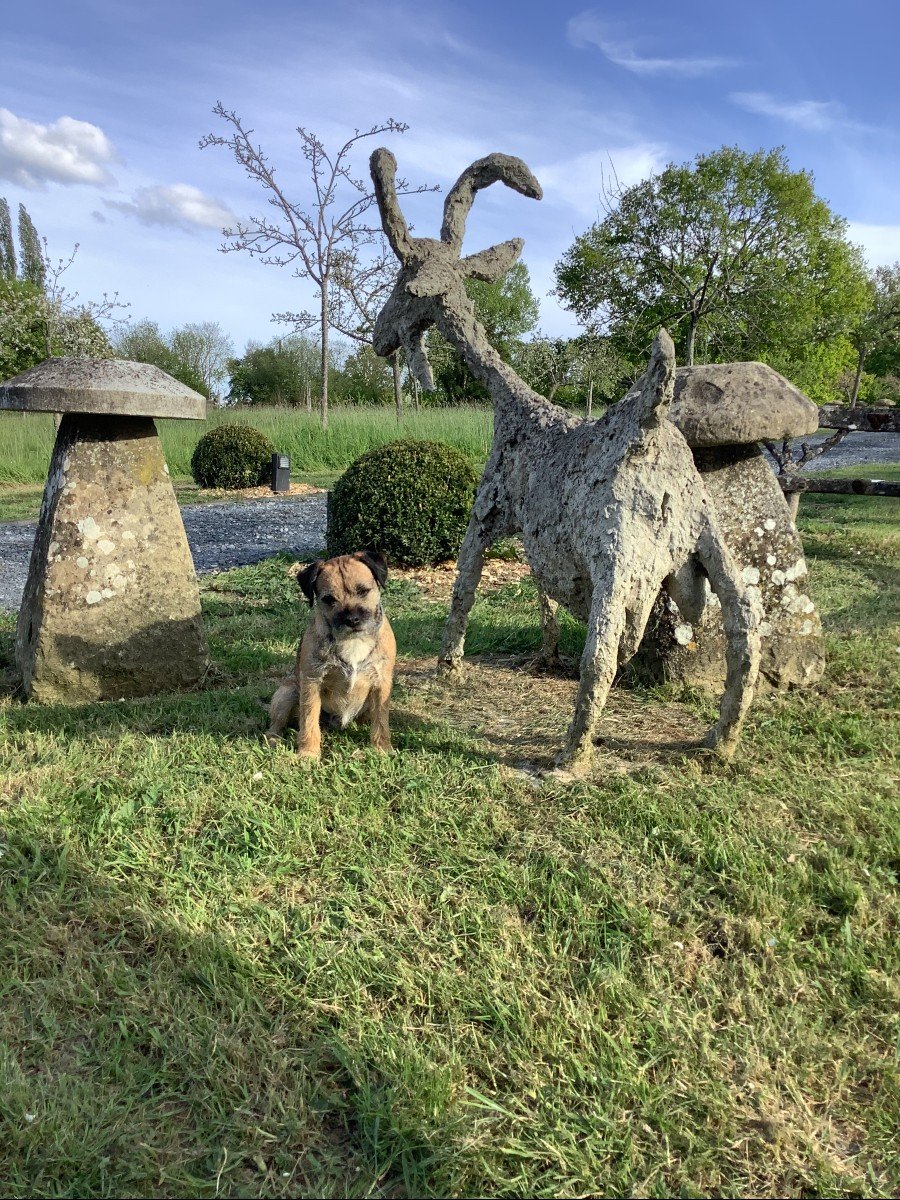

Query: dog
[264,551,396,758]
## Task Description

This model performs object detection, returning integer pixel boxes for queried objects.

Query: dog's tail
[634,328,676,432]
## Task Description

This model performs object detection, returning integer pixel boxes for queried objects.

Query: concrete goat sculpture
[370,148,761,771]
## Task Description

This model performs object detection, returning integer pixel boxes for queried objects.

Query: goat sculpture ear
[461,238,524,283]
[441,154,543,252]
[370,147,414,265]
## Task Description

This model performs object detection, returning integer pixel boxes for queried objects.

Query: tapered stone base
[635,445,825,690]
[16,413,208,702]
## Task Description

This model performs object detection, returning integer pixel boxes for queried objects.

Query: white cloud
[537,144,667,218]
[847,222,900,267]
[106,184,235,232]
[0,108,117,189]
[730,91,873,133]
[567,12,737,76]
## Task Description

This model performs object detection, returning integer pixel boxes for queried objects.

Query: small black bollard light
[271,452,291,493]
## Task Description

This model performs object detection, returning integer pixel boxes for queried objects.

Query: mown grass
[0,492,898,1197]
[0,406,494,487]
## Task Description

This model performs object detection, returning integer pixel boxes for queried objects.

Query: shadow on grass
[0,832,437,1198]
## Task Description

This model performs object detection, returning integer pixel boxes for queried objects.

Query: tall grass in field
[0,412,58,484]
[0,406,494,485]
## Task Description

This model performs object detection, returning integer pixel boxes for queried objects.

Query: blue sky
[2,0,898,357]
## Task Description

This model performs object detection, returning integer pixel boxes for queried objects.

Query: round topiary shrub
[190,424,276,490]
[327,439,479,567]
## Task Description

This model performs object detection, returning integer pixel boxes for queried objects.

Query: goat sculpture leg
[693,521,761,758]
[439,512,495,671]
[537,585,562,666]
[559,575,631,772]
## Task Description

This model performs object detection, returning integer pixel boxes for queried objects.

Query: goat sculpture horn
[440,154,543,253]
[370,148,414,265]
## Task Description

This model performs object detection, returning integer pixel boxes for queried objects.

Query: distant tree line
[4,137,898,412]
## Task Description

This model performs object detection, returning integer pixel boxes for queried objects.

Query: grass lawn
[0,491,898,1198]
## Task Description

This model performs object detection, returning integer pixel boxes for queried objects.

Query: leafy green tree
[112,320,208,397]
[169,321,233,400]
[17,203,46,289]
[0,207,123,380]
[514,333,630,408]
[335,343,393,405]
[430,260,540,402]
[0,199,15,280]
[226,335,328,406]
[554,146,869,393]
[848,263,900,402]
[0,276,112,380]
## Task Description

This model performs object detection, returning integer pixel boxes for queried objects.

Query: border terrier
[264,551,396,758]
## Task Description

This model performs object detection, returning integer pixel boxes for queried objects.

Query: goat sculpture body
[370,148,761,770]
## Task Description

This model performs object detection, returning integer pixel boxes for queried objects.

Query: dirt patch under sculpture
[395,654,708,777]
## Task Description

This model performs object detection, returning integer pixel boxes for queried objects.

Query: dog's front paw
[296,743,322,762]
[263,730,282,747]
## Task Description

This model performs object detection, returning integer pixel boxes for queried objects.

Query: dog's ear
[355,550,388,589]
[297,560,322,606]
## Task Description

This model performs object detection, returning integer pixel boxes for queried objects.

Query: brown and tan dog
[264,551,396,758]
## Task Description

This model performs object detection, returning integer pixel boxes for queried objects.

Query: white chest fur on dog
[336,634,374,670]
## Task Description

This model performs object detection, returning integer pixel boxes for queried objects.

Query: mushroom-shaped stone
[666,361,819,448]
[629,361,824,691]
[0,357,207,419]
[1,358,209,703]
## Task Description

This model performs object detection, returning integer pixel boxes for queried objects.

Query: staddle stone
[636,444,825,691]
[3,358,209,703]
[666,362,819,448]
[0,357,206,420]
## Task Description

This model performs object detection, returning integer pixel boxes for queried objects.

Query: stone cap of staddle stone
[665,362,819,448]
[0,357,206,419]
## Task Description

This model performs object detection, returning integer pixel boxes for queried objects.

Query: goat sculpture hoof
[702,726,739,761]
[436,656,465,678]
[551,749,592,780]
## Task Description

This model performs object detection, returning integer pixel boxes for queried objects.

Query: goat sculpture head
[370,148,543,390]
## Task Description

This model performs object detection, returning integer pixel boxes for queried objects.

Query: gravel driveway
[0,493,327,613]
[0,431,896,614]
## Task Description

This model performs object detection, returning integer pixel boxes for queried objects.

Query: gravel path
[798,431,899,473]
[0,494,327,613]
[0,432,896,613]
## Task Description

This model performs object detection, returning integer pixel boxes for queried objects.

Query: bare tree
[200,105,435,428]
[326,240,407,419]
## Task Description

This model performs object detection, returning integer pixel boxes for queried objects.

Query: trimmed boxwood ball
[327,439,479,568]
[190,424,276,490]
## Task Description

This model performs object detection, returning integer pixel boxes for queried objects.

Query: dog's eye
[356,586,371,598]
[321,594,336,605]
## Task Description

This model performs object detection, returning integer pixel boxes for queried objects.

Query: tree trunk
[414,378,420,412]
[319,282,329,430]
[849,347,865,406]
[391,352,402,422]
[685,315,698,367]
[304,381,311,413]
[586,379,593,419]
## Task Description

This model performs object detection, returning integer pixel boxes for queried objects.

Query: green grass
[0,406,494,487]
[0,493,897,1197]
